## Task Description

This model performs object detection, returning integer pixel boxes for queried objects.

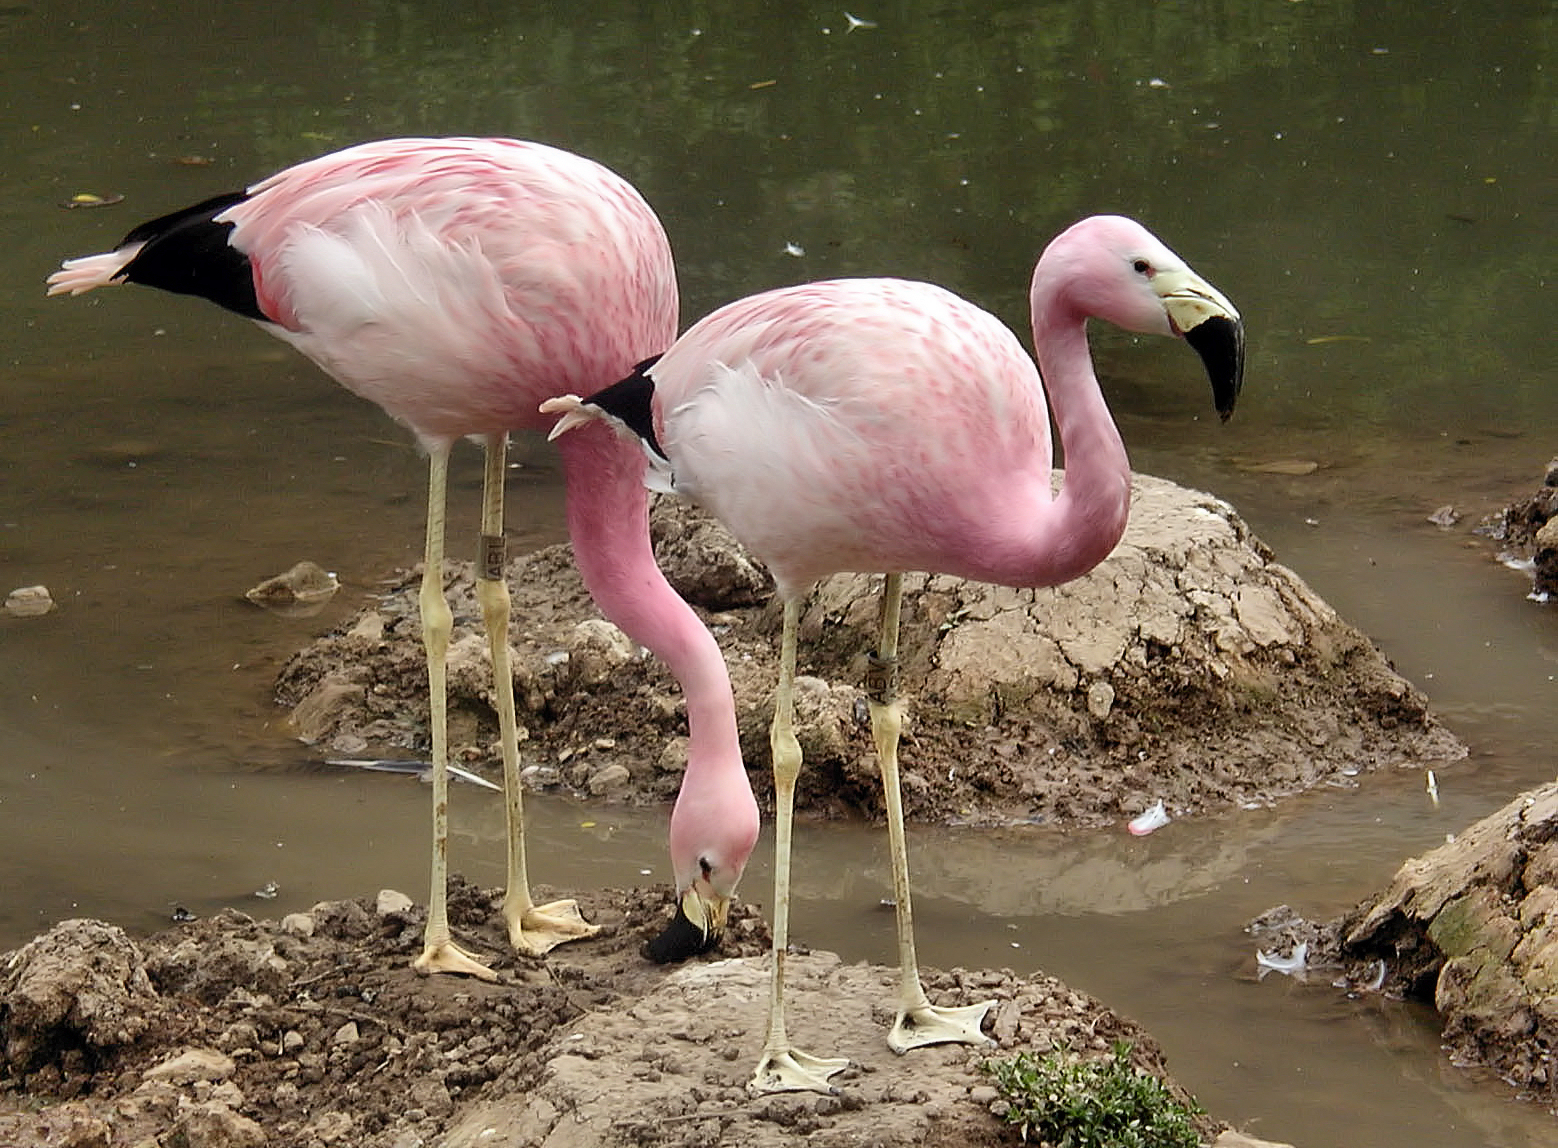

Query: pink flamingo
[47,137,759,981]
[546,214,1244,1092]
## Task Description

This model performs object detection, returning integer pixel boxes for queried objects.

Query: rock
[288,672,366,744]
[651,496,772,608]
[562,618,635,688]
[1315,778,1558,1090]
[0,919,159,1078]
[586,762,631,795]
[279,913,314,938]
[143,1048,235,1085]
[375,889,414,916]
[171,1099,266,1148]
[244,560,339,617]
[4,584,55,617]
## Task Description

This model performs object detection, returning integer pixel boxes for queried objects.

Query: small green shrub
[982,1041,1203,1147]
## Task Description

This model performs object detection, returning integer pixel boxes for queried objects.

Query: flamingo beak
[645,883,731,964]
[1162,275,1245,422]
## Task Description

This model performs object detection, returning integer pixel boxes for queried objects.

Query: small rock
[279,912,315,937]
[332,1021,360,1046]
[244,560,339,617]
[5,584,55,617]
[171,1100,266,1148]
[656,737,690,775]
[348,610,385,642]
[1086,680,1115,720]
[282,1030,305,1055]
[376,889,415,916]
[563,619,636,688]
[587,763,632,795]
[143,1048,234,1085]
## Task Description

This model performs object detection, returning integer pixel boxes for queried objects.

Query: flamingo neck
[1022,294,1132,585]
[554,424,746,793]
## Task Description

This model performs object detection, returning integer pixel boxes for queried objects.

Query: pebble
[376,889,414,916]
[143,1048,235,1085]
[5,584,54,617]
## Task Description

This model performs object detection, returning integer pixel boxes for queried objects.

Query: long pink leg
[871,573,994,1052]
[413,443,498,980]
[478,433,598,955]
[750,598,850,1095]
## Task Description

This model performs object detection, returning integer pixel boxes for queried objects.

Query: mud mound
[1,886,1239,1147]
[276,474,1463,829]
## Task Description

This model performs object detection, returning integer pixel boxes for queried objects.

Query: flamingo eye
[1132,258,1153,277]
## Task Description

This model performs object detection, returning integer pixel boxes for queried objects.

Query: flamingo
[47,137,759,981]
[545,214,1244,1092]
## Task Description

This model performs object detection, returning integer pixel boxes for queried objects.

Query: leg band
[864,651,899,706]
[480,533,507,581]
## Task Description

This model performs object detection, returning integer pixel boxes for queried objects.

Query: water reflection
[4,2,1556,1145]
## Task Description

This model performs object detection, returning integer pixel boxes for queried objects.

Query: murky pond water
[3,2,1555,1143]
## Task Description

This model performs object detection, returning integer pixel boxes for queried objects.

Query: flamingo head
[1039,215,1245,421]
[645,768,760,964]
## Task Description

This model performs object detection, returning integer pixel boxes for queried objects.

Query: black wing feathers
[117,191,267,322]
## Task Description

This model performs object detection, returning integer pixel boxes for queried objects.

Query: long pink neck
[1022,288,1132,586]
[554,423,743,788]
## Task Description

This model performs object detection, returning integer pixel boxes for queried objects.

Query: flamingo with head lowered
[47,137,760,982]
[545,214,1244,1092]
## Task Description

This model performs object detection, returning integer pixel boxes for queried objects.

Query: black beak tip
[644,903,717,965]
[1184,314,1245,422]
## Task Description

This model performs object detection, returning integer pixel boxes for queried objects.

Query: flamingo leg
[413,444,499,981]
[750,598,850,1095]
[871,573,995,1053]
[478,434,599,956]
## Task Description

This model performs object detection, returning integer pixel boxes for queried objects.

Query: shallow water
[3,2,1556,1143]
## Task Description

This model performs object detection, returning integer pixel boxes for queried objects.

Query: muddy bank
[1250,779,1558,1112]
[277,474,1464,829]
[0,885,1293,1147]
[1475,460,1558,601]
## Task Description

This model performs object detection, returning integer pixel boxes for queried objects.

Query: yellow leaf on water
[59,192,125,209]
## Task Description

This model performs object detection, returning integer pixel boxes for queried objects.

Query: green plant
[982,1041,1203,1147]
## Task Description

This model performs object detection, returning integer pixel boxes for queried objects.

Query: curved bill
[1163,279,1245,422]
[645,885,730,964]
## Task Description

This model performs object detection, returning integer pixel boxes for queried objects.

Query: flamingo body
[50,137,758,976]
[547,213,1244,1090]
[52,138,675,446]
[644,277,1112,595]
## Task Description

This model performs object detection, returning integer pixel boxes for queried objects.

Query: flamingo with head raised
[48,137,760,982]
[546,214,1244,1092]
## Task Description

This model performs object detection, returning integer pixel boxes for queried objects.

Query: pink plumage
[52,138,676,445]
[641,216,1241,595]
[50,137,758,979]
[547,212,1243,1091]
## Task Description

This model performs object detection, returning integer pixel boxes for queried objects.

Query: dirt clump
[276,475,1463,830]
[1476,460,1558,601]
